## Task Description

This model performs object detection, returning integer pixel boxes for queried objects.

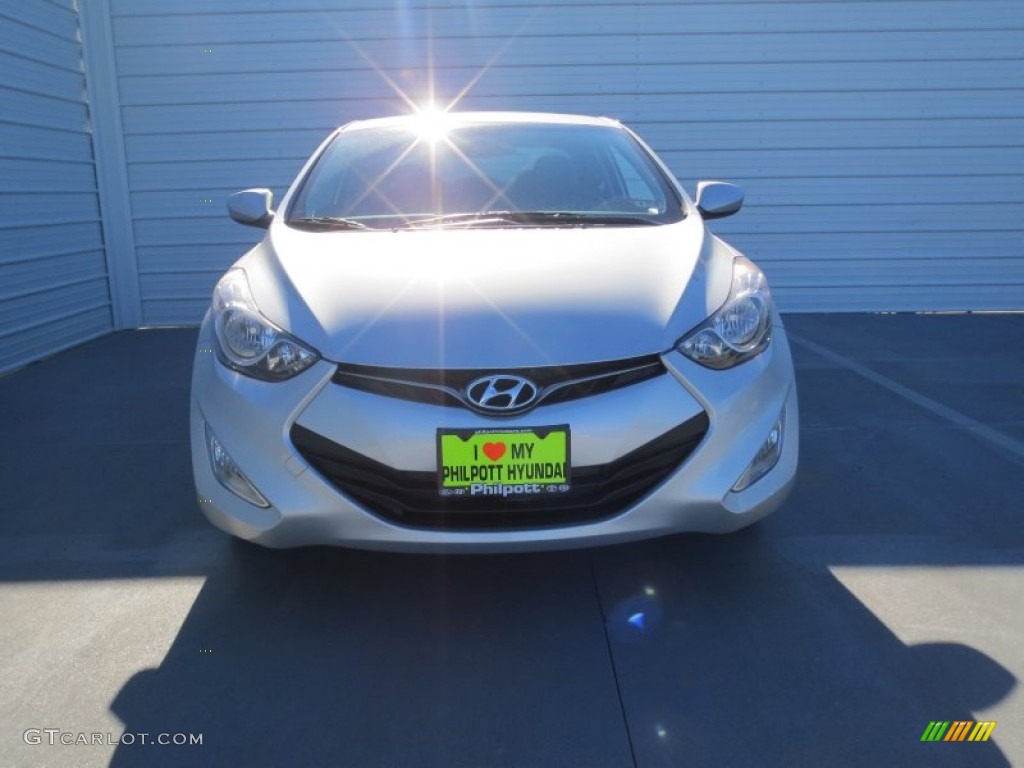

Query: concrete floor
[0,313,1021,767]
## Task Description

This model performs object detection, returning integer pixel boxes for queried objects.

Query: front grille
[331,355,666,415]
[290,412,709,531]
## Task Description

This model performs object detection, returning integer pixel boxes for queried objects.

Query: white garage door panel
[0,193,100,227]
[109,8,629,43]
[128,159,299,192]
[109,2,1019,42]
[0,51,85,99]
[141,271,236,300]
[124,130,327,163]
[138,244,257,276]
[767,258,1024,287]
[1,222,104,260]
[776,285,1022,313]
[0,279,111,329]
[133,217,263,249]
[714,203,1019,235]
[718,177,1024,207]
[0,86,91,132]
[637,119,1024,152]
[109,0,917,11]
[725,230,1023,260]
[0,4,112,374]
[106,0,1024,323]
[0,1,78,39]
[6,250,109,296]
[0,122,97,162]
[665,147,1024,179]
[0,21,81,71]
[114,29,1024,76]
[117,88,1024,137]
[118,60,1024,106]
[142,299,210,326]
[0,157,98,192]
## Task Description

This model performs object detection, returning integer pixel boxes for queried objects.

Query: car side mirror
[695,181,744,220]
[227,188,274,228]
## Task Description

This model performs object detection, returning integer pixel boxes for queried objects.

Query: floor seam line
[588,551,639,768]
[787,331,1024,467]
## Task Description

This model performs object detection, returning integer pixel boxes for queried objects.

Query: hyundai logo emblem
[465,374,539,413]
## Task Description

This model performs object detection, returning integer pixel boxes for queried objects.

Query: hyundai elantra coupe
[190,111,798,551]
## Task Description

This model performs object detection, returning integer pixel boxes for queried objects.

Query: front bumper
[190,316,798,551]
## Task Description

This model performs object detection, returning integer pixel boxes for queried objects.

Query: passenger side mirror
[695,181,744,220]
[227,188,274,228]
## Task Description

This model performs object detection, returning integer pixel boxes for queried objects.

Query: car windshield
[286,120,684,229]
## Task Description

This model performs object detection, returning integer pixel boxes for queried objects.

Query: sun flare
[412,103,452,144]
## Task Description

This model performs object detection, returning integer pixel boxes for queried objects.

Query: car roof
[340,111,622,132]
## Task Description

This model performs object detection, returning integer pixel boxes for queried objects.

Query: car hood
[242,217,731,368]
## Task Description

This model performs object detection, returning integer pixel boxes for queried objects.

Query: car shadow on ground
[105,528,1014,767]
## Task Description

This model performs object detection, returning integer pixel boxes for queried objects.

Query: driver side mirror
[695,181,744,220]
[227,188,274,228]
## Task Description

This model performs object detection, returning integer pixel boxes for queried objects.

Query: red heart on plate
[482,442,506,461]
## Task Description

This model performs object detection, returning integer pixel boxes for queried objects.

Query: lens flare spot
[414,104,452,144]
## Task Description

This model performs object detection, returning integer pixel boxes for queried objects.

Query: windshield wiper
[402,211,659,229]
[401,212,522,228]
[289,215,372,230]
[509,211,659,226]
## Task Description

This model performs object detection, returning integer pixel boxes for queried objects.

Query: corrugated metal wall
[107,0,1024,323]
[0,0,113,373]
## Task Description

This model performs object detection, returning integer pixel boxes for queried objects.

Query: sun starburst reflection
[324,10,548,357]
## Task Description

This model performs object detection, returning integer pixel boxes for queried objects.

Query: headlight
[211,268,319,381]
[677,257,772,369]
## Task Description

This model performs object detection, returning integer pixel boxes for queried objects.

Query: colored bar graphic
[921,720,996,743]
[921,721,950,742]
[945,721,971,741]
[969,722,997,742]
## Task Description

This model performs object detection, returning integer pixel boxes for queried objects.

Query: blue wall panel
[100,0,1023,321]
[0,1,113,373]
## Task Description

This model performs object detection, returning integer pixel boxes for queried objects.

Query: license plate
[437,425,571,498]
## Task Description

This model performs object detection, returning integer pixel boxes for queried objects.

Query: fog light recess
[732,408,785,492]
[205,422,270,507]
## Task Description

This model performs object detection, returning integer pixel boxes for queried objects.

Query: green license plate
[437,425,571,498]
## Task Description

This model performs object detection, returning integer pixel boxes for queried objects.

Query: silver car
[190,112,798,551]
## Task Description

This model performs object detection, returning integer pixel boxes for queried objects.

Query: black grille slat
[330,356,666,413]
[290,413,709,531]
[540,362,665,407]
[332,374,463,407]
[591,445,693,487]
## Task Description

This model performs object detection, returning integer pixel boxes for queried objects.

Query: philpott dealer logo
[920,720,997,742]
